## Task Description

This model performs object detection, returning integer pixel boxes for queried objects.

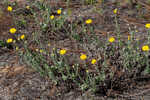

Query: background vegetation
[1,0,150,99]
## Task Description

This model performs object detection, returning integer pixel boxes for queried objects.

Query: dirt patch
[0,6,13,40]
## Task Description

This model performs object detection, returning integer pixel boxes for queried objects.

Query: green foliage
[4,0,150,95]
[0,40,6,47]
[85,0,97,5]
[22,1,150,92]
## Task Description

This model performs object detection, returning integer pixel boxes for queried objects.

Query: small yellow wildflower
[26,6,30,9]
[51,53,55,57]
[80,54,87,60]
[128,35,130,40]
[53,48,56,51]
[86,70,89,73]
[20,34,25,40]
[59,49,67,55]
[50,15,54,20]
[142,45,149,51]
[16,46,19,51]
[136,38,139,41]
[108,37,115,43]
[135,30,138,32]
[57,9,62,14]
[113,8,117,14]
[6,38,13,43]
[85,19,92,24]
[145,23,150,29]
[7,6,12,12]
[40,49,44,53]
[9,28,16,34]
[48,43,51,47]
[91,59,97,64]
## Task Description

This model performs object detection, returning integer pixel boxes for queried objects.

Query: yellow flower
[145,23,150,29]
[26,6,30,9]
[91,59,97,64]
[135,30,138,32]
[7,6,12,12]
[128,35,130,40]
[85,19,92,24]
[48,43,51,47]
[113,8,117,14]
[80,54,87,60]
[142,45,149,51]
[51,53,55,57]
[57,9,62,14]
[108,37,115,43]
[6,38,13,43]
[59,49,67,55]
[9,28,16,34]
[53,48,56,51]
[40,49,44,53]
[20,34,25,40]
[86,70,89,73]
[136,38,139,41]
[16,46,19,51]
[50,15,54,20]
